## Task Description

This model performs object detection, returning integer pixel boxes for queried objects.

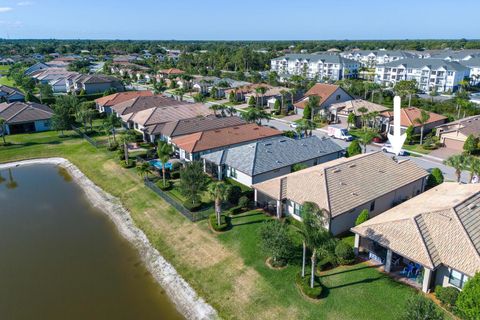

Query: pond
[0,164,183,320]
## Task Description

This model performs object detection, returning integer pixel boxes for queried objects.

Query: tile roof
[436,115,480,137]
[381,107,447,128]
[126,102,214,126]
[272,53,358,65]
[0,85,24,98]
[352,183,480,275]
[379,58,470,72]
[201,135,343,176]
[295,83,351,109]
[253,152,428,218]
[0,102,53,124]
[172,123,282,153]
[113,95,185,116]
[329,99,389,115]
[158,68,185,75]
[95,91,153,108]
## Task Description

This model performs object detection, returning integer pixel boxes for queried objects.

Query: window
[293,202,302,217]
[229,167,237,178]
[336,94,341,101]
[449,269,469,288]
[370,201,376,212]
[44,120,51,127]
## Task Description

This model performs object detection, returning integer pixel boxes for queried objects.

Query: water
[149,160,173,170]
[0,164,183,320]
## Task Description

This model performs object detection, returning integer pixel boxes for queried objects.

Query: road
[261,117,471,183]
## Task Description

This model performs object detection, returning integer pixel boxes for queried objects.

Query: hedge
[183,200,202,212]
[435,286,459,310]
[295,272,323,299]
[209,214,229,232]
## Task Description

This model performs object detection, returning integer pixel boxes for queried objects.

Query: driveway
[429,147,461,160]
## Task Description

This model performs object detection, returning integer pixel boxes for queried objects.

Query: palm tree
[157,141,173,187]
[225,106,236,117]
[414,110,430,145]
[296,119,317,137]
[120,130,136,165]
[136,162,152,181]
[255,86,267,108]
[209,104,220,117]
[467,156,480,183]
[208,181,230,227]
[307,95,321,122]
[240,108,271,125]
[444,154,467,183]
[103,114,122,143]
[0,118,7,145]
[357,128,380,153]
[357,107,369,128]
[279,89,287,115]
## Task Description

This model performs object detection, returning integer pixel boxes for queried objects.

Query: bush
[456,272,480,320]
[209,213,228,232]
[259,220,295,266]
[427,168,444,189]
[227,205,244,216]
[295,272,323,299]
[156,180,172,191]
[107,142,118,151]
[355,209,369,226]
[435,286,459,310]
[120,159,136,168]
[171,162,182,171]
[183,200,202,212]
[238,196,250,209]
[317,256,336,271]
[170,171,180,180]
[227,185,242,205]
[335,241,355,265]
[292,163,308,172]
[347,140,362,157]
[399,294,444,320]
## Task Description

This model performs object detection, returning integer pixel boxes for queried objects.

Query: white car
[381,143,407,156]
[289,122,298,129]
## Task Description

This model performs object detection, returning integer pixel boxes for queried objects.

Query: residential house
[375,58,470,93]
[158,68,185,79]
[0,102,53,134]
[0,85,25,103]
[202,135,344,187]
[380,107,447,135]
[329,99,390,128]
[171,123,282,162]
[95,91,154,114]
[66,74,124,94]
[435,115,480,151]
[294,83,353,117]
[352,183,480,293]
[253,152,429,235]
[270,54,359,81]
[341,50,417,67]
[192,77,251,97]
[112,95,186,120]
[224,84,291,107]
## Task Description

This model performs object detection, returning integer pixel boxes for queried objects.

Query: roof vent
[348,164,356,168]
[332,168,341,173]
[379,169,386,173]
[468,203,478,210]
[351,192,358,196]
[265,143,272,146]
[279,139,287,143]
[253,127,259,130]
[340,181,347,186]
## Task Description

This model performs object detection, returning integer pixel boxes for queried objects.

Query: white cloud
[0,7,13,12]
[17,1,33,6]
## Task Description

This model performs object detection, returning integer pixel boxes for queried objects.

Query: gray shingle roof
[272,54,358,65]
[379,58,470,72]
[202,136,343,176]
[0,102,53,124]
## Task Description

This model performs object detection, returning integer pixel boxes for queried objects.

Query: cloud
[0,7,13,12]
[17,1,33,6]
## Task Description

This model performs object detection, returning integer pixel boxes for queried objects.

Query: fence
[71,125,100,148]
[144,179,210,222]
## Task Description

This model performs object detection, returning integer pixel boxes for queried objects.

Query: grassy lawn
[0,131,438,319]
[0,76,16,87]
[0,65,10,74]
[402,144,433,155]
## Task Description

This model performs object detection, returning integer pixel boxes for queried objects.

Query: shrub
[335,241,355,265]
[399,294,444,320]
[456,272,480,320]
[355,209,369,226]
[427,168,444,189]
[228,205,244,216]
[292,163,308,172]
[170,171,180,179]
[435,286,459,309]
[259,220,295,267]
[107,142,118,151]
[117,152,126,161]
[120,159,136,168]
[183,200,202,212]
[238,196,250,209]
[209,213,228,232]
[156,180,172,191]
[295,272,323,299]
[171,162,182,171]
[347,140,362,157]
[317,256,336,271]
[227,185,242,205]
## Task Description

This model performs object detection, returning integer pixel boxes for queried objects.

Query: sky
[0,0,479,40]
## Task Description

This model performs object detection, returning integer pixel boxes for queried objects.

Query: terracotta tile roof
[172,123,282,153]
[352,183,480,275]
[111,95,181,116]
[253,152,428,218]
[95,91,153,108]
[381,107,447,128]
[158,68,185,75]
[295,83,350,109]
[0,102,53,124]
[330,99,389,116]
[224,83,274,95]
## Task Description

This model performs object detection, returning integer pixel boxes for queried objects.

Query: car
[381,143,407,156]
[289,122,298,129]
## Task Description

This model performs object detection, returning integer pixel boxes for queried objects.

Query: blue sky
[0,0,479,40]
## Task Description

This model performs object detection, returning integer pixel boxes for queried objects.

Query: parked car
[381,143,407,156]
[289,122,298,129]
[327,126,353,141]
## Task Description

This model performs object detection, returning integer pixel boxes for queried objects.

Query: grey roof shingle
[202,136,343,176]
[272,54,358,65]
[0,102,53,124]
[379,58,470,72]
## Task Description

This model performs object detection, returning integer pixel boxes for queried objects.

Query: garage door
[443,138,464,151]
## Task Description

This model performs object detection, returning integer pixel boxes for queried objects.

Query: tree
[52,103,74,137]
[210,86,218,99]
[357,106,369,128]
[240,107,270,125]
[357,128,380,153]
[355,209,369,226]
[456,273,480,320]
[399,294,444,320]
[208,181,230,226]
[255,86,267,107]
[295,119,316,137]
[259,220,294,267]
[120,130,136,165]
[414,110,430,145]
[347,140,362,157]
[444,154,468,183]
[103,114,122,143]
[38,83,54,103]
[228,91,236,103]
[0,118,7,145]
[306,95,320,122]
[157,141,173,187]
[273,99,281,114]
[136,162,152,181]
[394,80,417,107]
[179,161,209,205]
[464,134,479,155]
[209,104,220,116]
[279,89,287,115]
[427,168,444,188]
[467,156,480,183]
[347,112,356,129]
[405,125,415,144]
[303,104,312,120]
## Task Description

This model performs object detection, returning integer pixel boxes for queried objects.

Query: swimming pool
[149,160,173,170]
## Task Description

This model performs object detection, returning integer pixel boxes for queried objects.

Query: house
[329,99,390,128]
[123,102,214,141]
[95,91,154,114]
[351,183,480,293]
[24,62,51,75]
[0,85,25,103]
[201,135,344,187]
[341,50,417,68]
[192,77,251,97]
[270,54,359,81]
[0,102,53,134]
[294,83,353,117]
[380,107,447,135]
[158,68,185,79]
[435,115,480,151]
[253,152,429,235]
[66,74,124,94]
[375,58,471,93]
[148,115,246,143]
[171,123,282,162]
[112,95,186,120]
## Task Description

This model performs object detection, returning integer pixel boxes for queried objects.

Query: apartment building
[270,54,359,81]
[341,50,417,67]
[375,58,470,93]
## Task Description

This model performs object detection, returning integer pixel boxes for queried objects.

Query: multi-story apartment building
[461,58,480,85]
[270,54,359,81]
[375,58,470,93]
[341,50,417,67]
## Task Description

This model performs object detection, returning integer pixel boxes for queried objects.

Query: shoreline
[0,158,218,320]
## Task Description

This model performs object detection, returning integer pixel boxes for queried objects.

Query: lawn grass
[0,76,16,87]
[403,144,433,155]
[0,131,443,320]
